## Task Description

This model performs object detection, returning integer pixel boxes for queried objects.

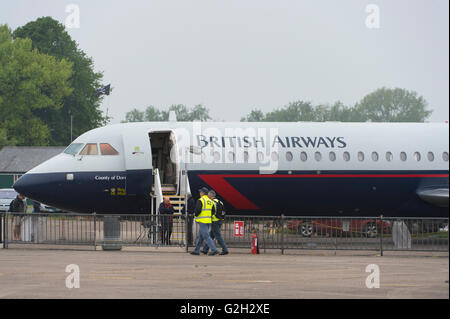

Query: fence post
[4,212,8,249]
[93,212,97,251]
[1,212,3,247]
[379,215,383,256]
[280,214,285,255]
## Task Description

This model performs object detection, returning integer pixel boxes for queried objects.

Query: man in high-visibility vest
[202,190,229,255]
[190,187,219,256]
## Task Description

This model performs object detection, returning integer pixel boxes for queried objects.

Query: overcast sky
[2,0,449,123]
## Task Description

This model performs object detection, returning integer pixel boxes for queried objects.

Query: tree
[240,109,265,122]
[241,101,328,122]
[323,101,362,122]
[355,87,432,122]
[0,126,17,150]
[13,17,106,145]
[186,104,211,121]
[123,104,212,122]
[123,108,145,122]
[0,25,73,146]
[144,106,164,121]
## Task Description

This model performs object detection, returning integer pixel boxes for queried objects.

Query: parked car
[0,188,60,213]
[0,188,18,212]
[287,218,392,238]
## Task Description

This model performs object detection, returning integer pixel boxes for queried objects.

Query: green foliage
[123,104,211,122]
[123,108,145,122]
[13,17,106,145]
[145,106,165,121]
[240,88,431,123]
[0,126,17,149]
[0,24,73,146]
[240,101,358,122]
[355,87,432,122]
[240,109,266,122]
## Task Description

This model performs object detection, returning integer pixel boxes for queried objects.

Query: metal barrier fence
[220,216,449,253]
[1,212,448,254]
[0,213,188,249]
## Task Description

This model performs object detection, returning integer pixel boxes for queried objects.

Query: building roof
[0,146,66,173]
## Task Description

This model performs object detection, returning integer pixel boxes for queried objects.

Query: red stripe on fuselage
[198,173,449,210]
[205,173,449,179]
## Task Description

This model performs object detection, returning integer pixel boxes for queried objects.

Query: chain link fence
[1,212,448,254]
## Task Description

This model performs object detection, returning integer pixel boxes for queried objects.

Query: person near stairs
[159,197,175,244]
[190,187,219,256]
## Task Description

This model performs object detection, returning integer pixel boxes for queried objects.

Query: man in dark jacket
[10,194,25,213]
[159,197,175,244]
[10,194,26,241]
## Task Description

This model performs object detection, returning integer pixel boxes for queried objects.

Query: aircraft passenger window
[213,151,221,163]
[358,152,364,162]
[243,151,249,163]
[100,143,119,155]
[300,152,308,162]
[64,143,84,155]
[443,152,449,162]
[400,152,407,161]
[371,152,379,162]
[80,143,99,155]
[343,152,350,162]
[427,152,434,162]
[286,152,293,161]
[414,152,421,161]
[271,152,279,162]
[228,151,235,162]
[314,152,322,162]
[257,152,264,162]
[386,152,393,162]
[329,152,336,162]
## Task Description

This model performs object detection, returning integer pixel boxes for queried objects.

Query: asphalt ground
[0,247,448,299]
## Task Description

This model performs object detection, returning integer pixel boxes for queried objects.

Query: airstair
[150,168,190,244]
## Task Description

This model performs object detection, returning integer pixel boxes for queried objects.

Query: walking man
[202,190,229,255]
[190,187,219,256]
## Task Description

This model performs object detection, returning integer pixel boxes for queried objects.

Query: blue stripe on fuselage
[188,170,449,217]
[13,169,152,214]
[14,169,448,217]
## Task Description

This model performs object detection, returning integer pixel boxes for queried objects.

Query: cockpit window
[64,143,84,155]
[100,143,119,155]
[80,143,99,155]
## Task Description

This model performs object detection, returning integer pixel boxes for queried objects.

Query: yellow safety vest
[196,195,214,224]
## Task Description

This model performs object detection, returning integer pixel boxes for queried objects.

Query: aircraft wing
[417,188,449,207]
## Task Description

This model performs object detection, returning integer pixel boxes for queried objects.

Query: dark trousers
[186,215,193,246]
[161,224,173,244]
[202,220,228,253]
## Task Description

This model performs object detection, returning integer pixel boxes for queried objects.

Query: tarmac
[0,246,448,299]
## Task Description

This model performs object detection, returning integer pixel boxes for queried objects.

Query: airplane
[13,117,449,217]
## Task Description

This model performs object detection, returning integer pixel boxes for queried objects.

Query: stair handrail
[153,168,164,211]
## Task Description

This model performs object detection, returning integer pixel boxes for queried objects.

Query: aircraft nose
[13,173,55,204]
[13,174,36,199]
